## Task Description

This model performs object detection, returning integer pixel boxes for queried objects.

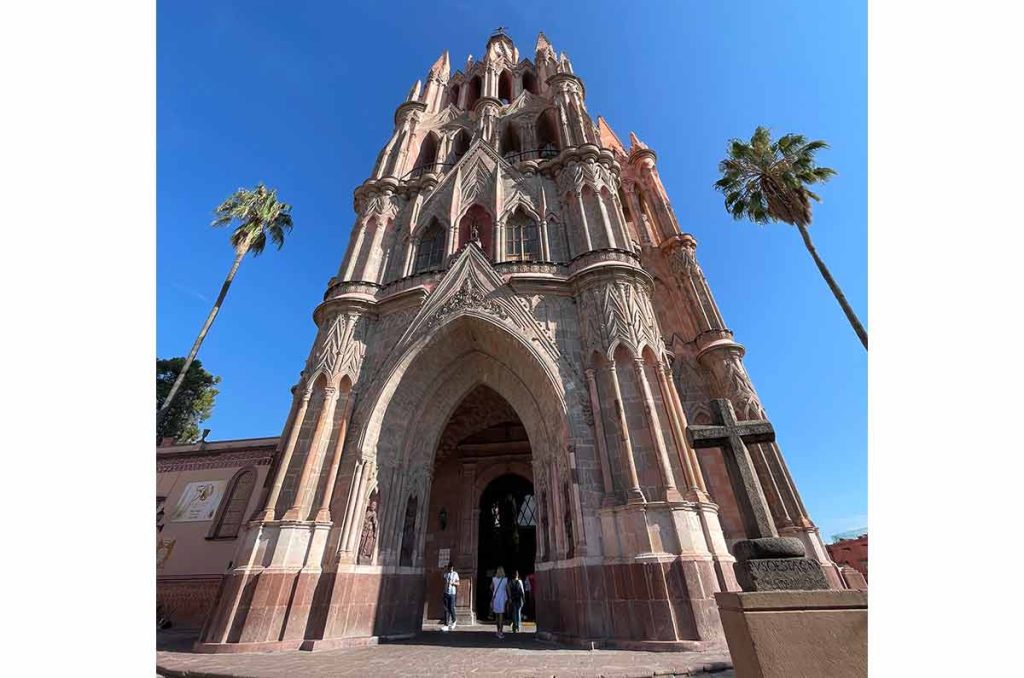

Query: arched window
[448,83,461,108]
[499,124,521,159]
[537,109,560,158]
[208,467,257,540]
[452,128,471,161]
[413,132,439,174]
[498,70,514,104]
[415,218,446,272]
[522,70,539,96]
[465,75,482,110]
[505,208,540,261]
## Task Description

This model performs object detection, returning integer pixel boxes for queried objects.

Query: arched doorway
[420,382,538,628]
[476,473,535,621]
[349,313,571,638]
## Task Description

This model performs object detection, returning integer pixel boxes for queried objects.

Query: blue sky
[157,0,866,541]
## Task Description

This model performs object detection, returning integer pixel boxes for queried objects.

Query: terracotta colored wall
[157,440,276,628]
[826,535,868,580]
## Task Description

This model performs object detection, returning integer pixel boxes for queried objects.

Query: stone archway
[418,383,538,627]
[346,313,570,638]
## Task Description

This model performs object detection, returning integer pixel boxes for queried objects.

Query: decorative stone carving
[577,280,665,359]
[357,493,379,565]
[708,352,763,421]
[430,276,511,327]
[398,495,418,566]
[313,311,367,381]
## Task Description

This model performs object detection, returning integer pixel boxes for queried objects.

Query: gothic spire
[428,50,450,82]
[407,80,422,102]
[535,31,555,61]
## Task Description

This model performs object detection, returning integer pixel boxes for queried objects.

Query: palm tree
[158,184,294,423]
[714,127,867,349]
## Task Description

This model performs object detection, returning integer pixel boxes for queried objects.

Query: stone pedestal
[715,590,867,678]
[732,537,828,592]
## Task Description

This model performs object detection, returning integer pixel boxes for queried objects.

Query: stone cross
[687,398,777,540]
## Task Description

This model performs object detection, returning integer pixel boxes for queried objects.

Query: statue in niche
[563,482,575,559]
[470,220,482,247]
[357,494,379,565]
[398,495,418,566]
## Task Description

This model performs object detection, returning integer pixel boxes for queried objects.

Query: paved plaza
[157,626,734,678]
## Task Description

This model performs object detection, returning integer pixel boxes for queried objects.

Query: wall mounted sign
[169,480,226,522]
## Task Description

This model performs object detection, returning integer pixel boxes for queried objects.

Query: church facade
[195,31,844,653]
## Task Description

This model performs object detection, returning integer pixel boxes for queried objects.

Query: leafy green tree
[714,127,867,349]
[156,357,220,443]
[157,184,294,422]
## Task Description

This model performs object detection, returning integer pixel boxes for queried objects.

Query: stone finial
[465,54,474,71]
[629,131,648,150]
[406,80,422,102]
[429,50,450,81]
[558,52,573,74]
[536,32,555,60]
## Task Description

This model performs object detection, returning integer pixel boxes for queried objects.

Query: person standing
[490,566,509,638]
[508,570,525,633]
[440,563,459,631]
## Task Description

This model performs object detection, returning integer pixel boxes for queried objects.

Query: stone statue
[398,495,418,566]
[357,496,379,564]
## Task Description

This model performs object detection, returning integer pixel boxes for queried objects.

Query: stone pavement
[157,625,734,678]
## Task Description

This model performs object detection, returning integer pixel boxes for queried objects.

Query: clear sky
[157,0,866,541]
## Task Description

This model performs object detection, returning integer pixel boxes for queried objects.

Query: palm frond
[714,126,835,227]
[211,183,294,255]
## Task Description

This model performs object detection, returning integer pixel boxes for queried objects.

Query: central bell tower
[197,29,842,654]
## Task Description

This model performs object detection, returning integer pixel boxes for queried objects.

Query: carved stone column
[340,219,368,281]
[633,358,683,502]
[605,364,645,504]
[339,459,364,553]
[260,391,312,521]
[575,192,594,251]
[539,219,550,261]
[314,390,356,523]
[284,385,339,521]
[655,363,710,500]
[584,368,614,501]
[595,189,617,249]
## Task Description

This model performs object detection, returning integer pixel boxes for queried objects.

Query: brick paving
[156,626,734,678]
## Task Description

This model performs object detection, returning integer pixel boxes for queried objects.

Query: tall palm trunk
[157,245,249,424]
[796,223,868,349]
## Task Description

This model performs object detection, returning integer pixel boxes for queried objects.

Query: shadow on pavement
[157,629,200,652]
[385,626,565,651]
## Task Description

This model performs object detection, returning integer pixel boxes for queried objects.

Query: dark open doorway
[476,473,536,621]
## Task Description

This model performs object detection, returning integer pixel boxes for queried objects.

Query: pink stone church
[157,30,855,653]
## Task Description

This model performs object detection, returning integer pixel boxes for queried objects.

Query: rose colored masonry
[161,30,851,654]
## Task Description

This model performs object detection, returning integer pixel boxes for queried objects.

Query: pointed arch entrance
[419,384,537,626]
[346,311,570,637]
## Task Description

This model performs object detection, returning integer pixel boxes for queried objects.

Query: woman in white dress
[491,566,509,638]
